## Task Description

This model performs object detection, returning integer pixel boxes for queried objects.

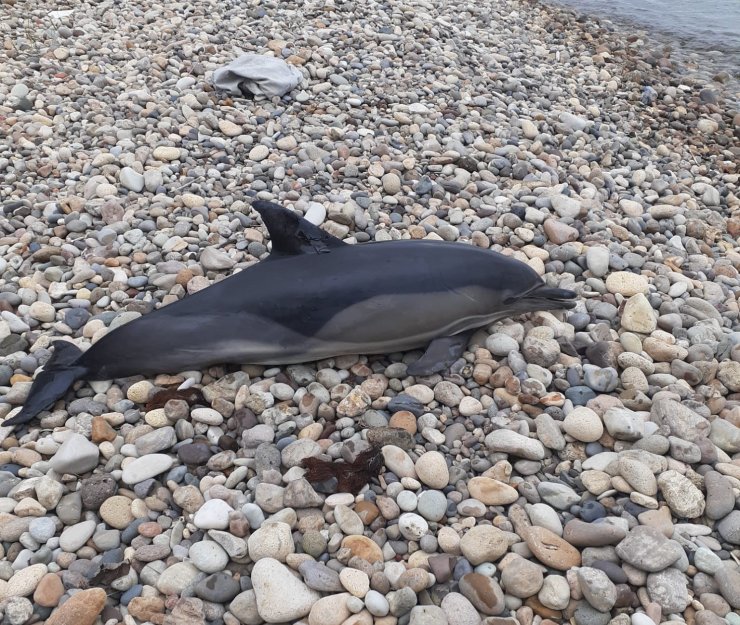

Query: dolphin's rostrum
[3,201,576,427]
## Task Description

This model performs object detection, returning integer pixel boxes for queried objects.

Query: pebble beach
[0,1,739,625]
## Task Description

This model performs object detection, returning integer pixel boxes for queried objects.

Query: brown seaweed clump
[302,446,384,495]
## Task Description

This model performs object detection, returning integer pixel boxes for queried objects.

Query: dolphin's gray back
[80,240,530,376]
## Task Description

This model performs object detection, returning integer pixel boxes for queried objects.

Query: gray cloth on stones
[212,54,303,97]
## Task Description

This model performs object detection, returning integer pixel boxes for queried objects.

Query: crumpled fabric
[212,54,304,98]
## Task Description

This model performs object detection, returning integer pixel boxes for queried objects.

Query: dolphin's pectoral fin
[251,200,346,257]
[406,332,473,376]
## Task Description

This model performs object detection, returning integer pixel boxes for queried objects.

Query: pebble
[467,476,519,505]
[615,526,682,571]
[49,433,99,475]
[247,522,294,561]
[0,564,47,600]
[621,294,657,333]
[189,540,229,573]
[577,567,618,612]
[365,589,390,617]
[45,588,107,625]
[657,470,706,518]
[121,454,174,484]
[460,525,508,565]
[500,556,544,598]
[459,572,505,615]
[605,272,649,296]
[399,513,429,540]
[338,568,368,598]
[193,498,233,529]
[120,167,145,192]
[485,429,545,460]
[156,562,201,595]
[563,407,604,442]
[441,592,482,625]
[59,520,96,552]
[414,451,449,488]
[251,558,320,622]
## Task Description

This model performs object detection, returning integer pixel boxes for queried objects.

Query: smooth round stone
[3,564,47,598]
[156,562,202,595]
[193,498,234,530]
[500,556,544,598]
[468,477,518,506]
[249,145,269,161]
[583,365,619,392]
[122,455,174,484]
[580,501,606,522]
[657,470,706,518]
[563,407,604,442]
[693,548,722,574]
[527,503,563,535]
[606,272,649,296]
[539,574,571,610]
[189,541,229,573]
[416,490,447,522]
[382,173,401,194]
[441,592,480,625]
[460,526,508,565]
[59,520,96,552]
[365,590,389,617]
[538,482,580,509]
[195,572,241,603]
[486,333,519,356]
[459,396,483,416]
[120,167,144,192]
[6,597,33,625]
[302,530,327,558]
[399,513,429,541]
[28,517,56,543]
[566,386,597,406]
[99,496,135,529]
[339,568,369,598]
[382,446,416,478]
[415,451,449,489]
[191,407,223,425]
[621,294,657,333]
[396,490,418,512]
[586,246,610,277]
[29,301,56,322]
[717,510,740,545]
[153,146,181,161]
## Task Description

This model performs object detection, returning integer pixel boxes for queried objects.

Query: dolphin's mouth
[506,283,578,310]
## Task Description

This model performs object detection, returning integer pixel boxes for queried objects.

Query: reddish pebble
[138,522,163,538]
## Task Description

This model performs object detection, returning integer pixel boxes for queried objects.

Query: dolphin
[2,201,576,427]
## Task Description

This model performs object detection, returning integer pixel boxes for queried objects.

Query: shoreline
[540,0,740,89]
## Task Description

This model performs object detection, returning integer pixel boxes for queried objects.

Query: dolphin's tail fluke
[3,341,87,427]
[508,283,578,312]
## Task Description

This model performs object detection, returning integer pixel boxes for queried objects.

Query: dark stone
[387,394,425,416]
[591,560,628,584]
[80,474,118,510]
[177,443,212,466]
[0,334,28,356]
[580,501,607,522]
[194,572,241,603]
[65,308,90,330]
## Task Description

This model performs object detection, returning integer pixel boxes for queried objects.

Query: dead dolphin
[3,201,576,426]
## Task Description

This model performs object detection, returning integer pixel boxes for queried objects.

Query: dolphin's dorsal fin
[251,200,346,257]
